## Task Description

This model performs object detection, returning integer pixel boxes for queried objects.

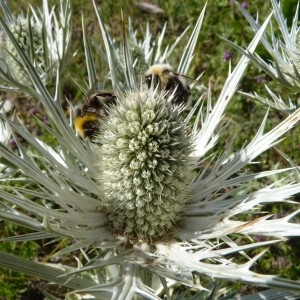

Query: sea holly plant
[0,1,300,299]
[228,0,300,112]
[0,0,72,91]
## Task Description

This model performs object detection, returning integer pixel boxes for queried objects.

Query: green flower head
[5,17,44,84]
[96,89,193,241]
[0,0,71,89]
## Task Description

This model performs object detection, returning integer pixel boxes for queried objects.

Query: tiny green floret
[96,89,193,241]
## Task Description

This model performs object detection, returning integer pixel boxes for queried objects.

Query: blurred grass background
[1,0,300,298]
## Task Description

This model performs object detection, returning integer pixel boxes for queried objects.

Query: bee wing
[84,80,99,103]
[174,72,203,89]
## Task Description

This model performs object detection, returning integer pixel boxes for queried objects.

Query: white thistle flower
[5,16,44,84]
[0,0,71,90]
[0,1,300,299]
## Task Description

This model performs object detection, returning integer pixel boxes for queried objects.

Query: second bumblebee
[143,64,191,106]
[74,92,117,140]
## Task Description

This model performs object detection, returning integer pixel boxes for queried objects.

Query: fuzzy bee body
[143,64,191,105]
[74,92,117,140]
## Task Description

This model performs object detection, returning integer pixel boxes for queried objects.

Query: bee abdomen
[165,77,190,105]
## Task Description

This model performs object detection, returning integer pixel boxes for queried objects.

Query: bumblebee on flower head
[74,64,190,140]
[143,64,191,106]
[74,91,117,140]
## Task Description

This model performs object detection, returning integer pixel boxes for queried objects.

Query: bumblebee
[143,64,191,105]
[74,92,117,140]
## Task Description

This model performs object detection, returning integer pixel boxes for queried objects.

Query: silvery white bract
[0,1,300,299]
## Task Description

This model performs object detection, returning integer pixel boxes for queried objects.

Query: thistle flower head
[4,16,44,85]
[97,89,193,241]
[0,0,71,90]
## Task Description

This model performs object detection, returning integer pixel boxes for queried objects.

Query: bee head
[83,93,117,117]
[143,64,174,89]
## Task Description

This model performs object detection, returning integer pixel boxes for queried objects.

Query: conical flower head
[96,89,193,241]
[0,0,72,89]
[4,17,44,84]
[9,18,42,56]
